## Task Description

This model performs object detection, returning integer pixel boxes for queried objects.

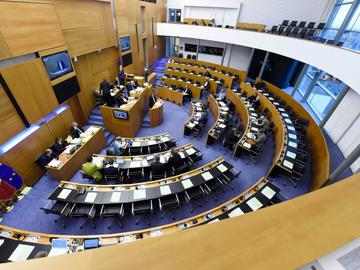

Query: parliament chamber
[0,0,359,269]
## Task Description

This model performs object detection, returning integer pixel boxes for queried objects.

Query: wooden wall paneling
[0,1,65,57]
[0,31,11,61]
[67,96,86,125]
[51,0,103,30]
[0,124,55,186]
[0,85,25,145]
[46,107,75,140]
[0,59,59,124]
[100,1,117,47]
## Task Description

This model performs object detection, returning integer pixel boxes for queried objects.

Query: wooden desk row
[169,57,247,83]
[100,85,153,137]
[161,77,202,100]
[45,126,106,182]
[0,177,281,264]
[236,22,266,32]
[166,62,233,89]
[183,101,208,136]
[156,86,185,106]
[183,18,212,26]
[256,80,330,190]
[164,69,218,94]
[207,95,229,145]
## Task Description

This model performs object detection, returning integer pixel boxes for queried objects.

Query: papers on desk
[228,207,244,218]
[249,107,255,112]
[160,185,171,196]
[80,131,91,139]
[182,179,193,189]
[251,127,259,132]
[0,230,12,237]
[116,158,125,164]
[64,145,77,154]
[178,152,185,159]
[278,108,285,112]
[250,113,257,117]
[129,161,142,168]
[195,112,202,117]
[160,137,170,143]
[261,186,276,199]
[57,189,72,200]
[288,141,297,148]
[217,164,228,173]
[201,171,213,181]
[283,160,294,170]
[289,133,297,140]
[268,97,274,101]
[133,189,146,200]
[219,124,226,129]
[92,156,104,168]
[84,192,97,203]
[110,192,121,203]
[208,219,220,224]
[148,140,156,145]
[187,122,195,128]
[286,151,297,159]
[24,235,40,243]
[9,244,35,262]
[284,118,292,124]
[273,102,279,106]
[243,142,252,149]
[141,159,149,167]
[48,239,69,257]
[281,113,289,118]
[186,148,196,155]
[246,197,263,211]
[286,126,295,132]
[48,159,62,168]
[132,141,141,147]
[150,230,163,237]
[120,235,133,243]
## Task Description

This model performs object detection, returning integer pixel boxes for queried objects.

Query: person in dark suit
[53,137,68,154]
[70,122,85,139]
[119,65,125,85]
[116,94,128,107]
[151,155,165,178]
[223,126,240,150]
[100,78,113,106]
[183,86,192,102]
[103,158,119,176]
[167,149,183,170]
[37,148,56,168]
[149,93,157,108]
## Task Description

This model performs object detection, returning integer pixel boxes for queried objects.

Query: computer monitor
[84,239,100,249]
[120,36,131,52]
[42,51,73,81]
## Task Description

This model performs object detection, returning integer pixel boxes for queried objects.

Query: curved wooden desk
[257,80,330,190]
[164,69,218,94]
[157,86,185,106]
[100,85,153,137]
[207,95,228,145]
[161,77,202,100]
[150,98,163,128]
[170,57,247,83]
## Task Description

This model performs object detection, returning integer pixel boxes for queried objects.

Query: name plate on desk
[113,110,128,120]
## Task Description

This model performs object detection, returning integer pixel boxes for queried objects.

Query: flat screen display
[120,36,131,52]
[122,53,133,67]
[42,51,73,80]
[198,45,224,56]
[113,110,128,120]
[185,43,197,52]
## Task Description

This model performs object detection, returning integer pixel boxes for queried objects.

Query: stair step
[88,120,104,127]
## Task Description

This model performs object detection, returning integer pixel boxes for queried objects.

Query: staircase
[87,107,116,146]
[151,57,168,87]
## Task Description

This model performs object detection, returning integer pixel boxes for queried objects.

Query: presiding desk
[207,95,229,145]
[45,126,106,181]
[100,85,153,137]
[150,98,163,127]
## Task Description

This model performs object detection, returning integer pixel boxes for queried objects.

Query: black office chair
[298,28,308,38]
[192,55,196,60]
[148,144,161,153]
[184,186,206,213]
[178,53,184,58]
[298,21,307,28]
[269,25,278,33]
[150,168,166,180]
[41,201,72,228]
[277,26,285,35]
[100,204,124,229]
[132,200,153,226]
[187,55,192,59]
[104,173,123,183]
[281,20,289,26]
[305,29,316,39]
[307,22,316,29]
[127,167,145,182]
[289,163,306,186]
[69,203,97,229]
[129,147,142,155]
[158,194,180,220]
[282,26,293,36]
[290,20,298,27]
[202,178,221,202]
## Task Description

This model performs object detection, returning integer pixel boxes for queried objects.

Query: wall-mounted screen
[42,51,73,80]
[198,45,224,56]
[185,43,197,52]
[120,36,131,52]
[52,76,80,104]
[122,53,133,67]
[113,110,128,120]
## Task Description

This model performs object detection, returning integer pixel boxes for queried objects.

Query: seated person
[223,126,240,150]
[82,156,103,182]
[53,137,68,154]
[240,90,248,97]
[228,101,235,112]
[204,71,211,78]
[100,78,113,106]
[167,149,183,171]
[149,93,157,108]
[113,76,121,88]
[249,93,260,105]
[116,93,128,107]
[195,112,208,125]
[254,130,267,145]
[151,155,165,178]
[70,122,85,139]
[127,80,136,91]
[113,136,129,155]
[254,115,270,132]
[217,88,226,101]
[37,148,56,167]
[211,18,216,27]
[103,158,119,176]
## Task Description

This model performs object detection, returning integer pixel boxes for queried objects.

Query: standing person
[119,65,125,85]
[99,78,113,106]
[149,92,157,108]
[144,66,149,82]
